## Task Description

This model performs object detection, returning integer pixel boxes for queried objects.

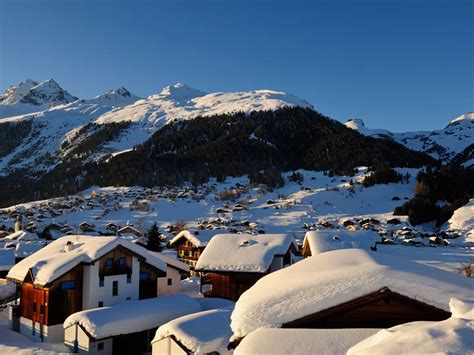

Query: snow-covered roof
[347,298,474,355]
[169,229,220,248]
[0,248,15,271]
[303,230,379,255]
[64,294,201,339]
[15,241,43,259]
[230,249,474,339]
[152,308,233,354]
[148,251,189,272]
[7,235,167,286]
[194,297,235,311]
[196,234,294,273]
[4,230,38,242]
[235,328,380,355]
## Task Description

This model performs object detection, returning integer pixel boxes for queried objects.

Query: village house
[169,230,223,274]
[117,225,143,238]
[195,233,297,301]
[229,249,473,348]
[6,236,168,342]
[301,230,379,257]
[63,294,201,354]
[152,307,233,355]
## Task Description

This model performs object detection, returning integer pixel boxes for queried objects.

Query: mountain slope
[94,83,314,154]
[0,87,140,175]
[0,79,78,119]
[0,81,313,177]
[344,113,474,163]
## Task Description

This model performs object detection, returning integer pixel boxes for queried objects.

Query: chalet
[229,249,473,347]
[169,230,223,273]
[117,225,143,238]
[6,236,167,342]
[195,233,297,301]
[64,295,201,354]
[301,230,379,257]
[152,307,233,355]
[79,222,95,232]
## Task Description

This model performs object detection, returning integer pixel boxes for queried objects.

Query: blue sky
[0,0,472,131]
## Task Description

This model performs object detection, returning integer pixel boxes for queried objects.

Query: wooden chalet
[169,230,221,274]
[117,225,143,238]
[195,233,296,301]
[6,236,167,342]
[228,248,474,348]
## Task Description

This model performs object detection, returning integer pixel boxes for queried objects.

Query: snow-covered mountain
[345,113,474,164]
[0,86,140,174]
[0,81,312,176]
[0,79,78,119]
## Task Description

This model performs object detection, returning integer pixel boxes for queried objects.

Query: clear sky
[0,0,472,131]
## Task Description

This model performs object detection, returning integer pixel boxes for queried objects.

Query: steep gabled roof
[7,235,167,286]
[169,230,221,248]
[196,234,294,273]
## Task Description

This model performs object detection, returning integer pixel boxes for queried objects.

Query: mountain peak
[91,87,139,103]
[345,118,366,130]
[157,83,207,101]
[448,112,474,127]
[19,78,78,107]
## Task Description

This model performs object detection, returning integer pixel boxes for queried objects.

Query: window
[127,275,132,284]
[98,301,103,308]
[126,297,131,300]
[139,272,149,280]
[105,258,113,266]
[97,342,104,351]
[118,256,126,265]
[40,305,44,315]
[32,302,36,313]
[61,280,75,290]
[112,281,118,296]
[167,278,172,286]
[194,252,199,258]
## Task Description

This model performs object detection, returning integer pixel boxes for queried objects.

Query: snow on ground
[235,328,380,355]
[152,308,234,354]
[0,307,68,354]
[444,199,474,244]
[347,298,474,355]
[230,249,474,339]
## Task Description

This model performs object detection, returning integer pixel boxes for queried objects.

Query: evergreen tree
[147,222,164,252]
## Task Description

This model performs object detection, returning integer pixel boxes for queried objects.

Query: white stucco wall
[152,337,187,355]
[19,316,64,343]
[82,257,140,309]
[157,267,182,296]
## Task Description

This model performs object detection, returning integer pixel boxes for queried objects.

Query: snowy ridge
[94,83,313,154]
[345,113,474,162]
[0,80,311,175]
